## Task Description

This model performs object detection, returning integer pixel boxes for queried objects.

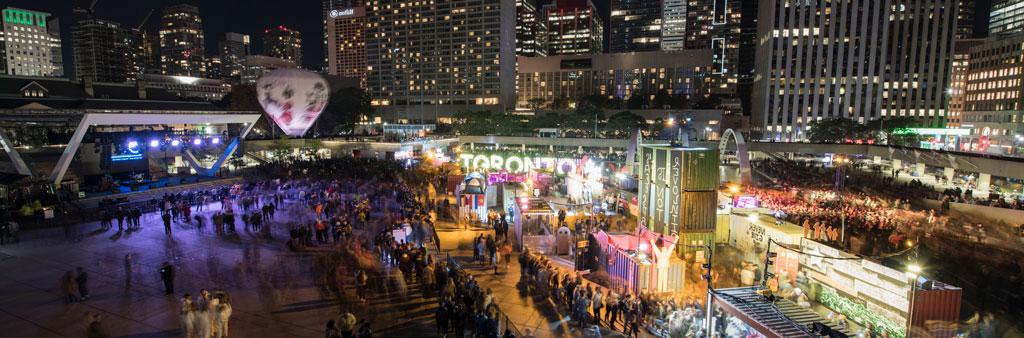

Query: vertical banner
[668,150,683,234]
[654,184,666,233]
[642,147,654,183]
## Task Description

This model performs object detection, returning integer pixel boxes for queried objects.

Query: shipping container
[639,145,720,191]
[674,231,715,255]
[639,186,717,234]
[446,174,466,195]
[912,285,962,337]
[678,191,718,232]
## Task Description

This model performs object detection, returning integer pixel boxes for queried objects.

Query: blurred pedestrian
[76,267,89,300]
[160,262,175,295]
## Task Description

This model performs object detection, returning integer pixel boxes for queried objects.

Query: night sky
[8,0,992,79]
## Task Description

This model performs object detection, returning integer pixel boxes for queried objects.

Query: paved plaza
[0,198,435,338]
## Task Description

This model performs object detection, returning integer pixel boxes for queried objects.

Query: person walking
[124,254,133,288]
[162,212,173,235]
[160,262,175,295]
[180,293,197,338]
[75,267,89,301]
[132,207,142,229]
[60,271,77,303]
[591,288,604,326]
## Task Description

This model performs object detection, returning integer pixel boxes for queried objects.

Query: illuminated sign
[458,153,594,175]
[329,9,355,18]
[892,128,970,136]
[733,195,758,208]
[111,154,143,162]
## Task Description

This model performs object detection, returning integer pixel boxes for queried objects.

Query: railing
[445,251,525,338]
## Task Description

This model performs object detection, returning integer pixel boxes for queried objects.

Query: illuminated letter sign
[329,9,355,18]
[460,153,474,168]
[473,155,491,169]
[490,155,504,170]
[505,156,524,173]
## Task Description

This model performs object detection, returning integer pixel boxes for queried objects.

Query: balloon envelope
[256,68,330,137]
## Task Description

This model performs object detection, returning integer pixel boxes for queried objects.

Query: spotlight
[193,138,202,146]
[171,139,181,147]
[149,139,160,147]
[211,137,220,145]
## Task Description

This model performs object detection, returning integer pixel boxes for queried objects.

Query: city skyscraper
[990,0,1024,36]
[263,26,302,68]
[219,32,250,77]
[326,6,366,80]
[72,19,131,83]
[608,0,662,53]
[753,0,958,141]
[660,0,687,51]
[124,29,150,80]
[544,0,603,55]
[365,0,517,122]
[323,0,363,69]
[0,7,62,77]
[962,34,1024,154]
[159,4,205,77]
[516,0,547,57]
[680,0,748,113]
[957,0,975,39]
[948,38,985,128]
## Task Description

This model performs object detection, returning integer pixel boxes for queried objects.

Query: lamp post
[906,264,921,338]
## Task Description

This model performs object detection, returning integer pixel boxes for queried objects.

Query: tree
[865,116,924,146]
[652,90,670,109]
[604,111,645,137]
[317,87,372,136]
[626,92,650,109]
[433,122,454,135]
[807,117,862,143]
[527,98,547,114]
[452,110,494,135]
[550,96,571,110]
[222,84,275,139]
[272,135,292,160]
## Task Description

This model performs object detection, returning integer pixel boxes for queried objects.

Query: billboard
[256,68,330,137]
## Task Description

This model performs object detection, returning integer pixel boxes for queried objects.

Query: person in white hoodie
[213,294,232,338]
[193,298,213,338]
[180,294,197,338]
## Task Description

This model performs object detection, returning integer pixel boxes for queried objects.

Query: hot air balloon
[256,68,330,137]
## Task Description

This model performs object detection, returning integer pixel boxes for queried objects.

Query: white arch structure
[718,128,752,185]
[50,113,260,183]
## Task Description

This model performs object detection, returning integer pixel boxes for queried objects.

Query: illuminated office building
[159,4,205,77]
[544,0,603,55]
[962,34,1024,154]
[516,50,713,107]
[753,0,957,141]
[326,6,366,80]
[365,0,517,122]
[516,0,546,57]
[219,32,250,77]
[948,39,984,127]
[660,0,687,51]
[1,7,62,77]
[72,19,129,83]
[323,0,362,68]
[609,0,661,53]
[990,0,1024,36]
[263,26,302,67]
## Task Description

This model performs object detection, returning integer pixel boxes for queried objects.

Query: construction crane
[72,0,99,16]
[136,9,154,31]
